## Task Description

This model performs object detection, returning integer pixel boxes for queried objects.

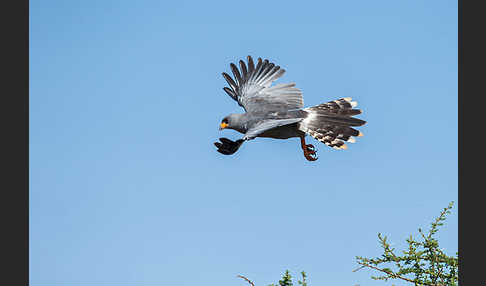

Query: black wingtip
[222,72,237,91]
[239,60,247,80]
[247,56,255,73]
[230,63,242,84]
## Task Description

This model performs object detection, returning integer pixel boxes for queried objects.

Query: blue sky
[30,1,457,285]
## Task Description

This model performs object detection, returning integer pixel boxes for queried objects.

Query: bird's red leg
[300,136,318,161]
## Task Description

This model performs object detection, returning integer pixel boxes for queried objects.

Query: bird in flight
[214,56,366,161]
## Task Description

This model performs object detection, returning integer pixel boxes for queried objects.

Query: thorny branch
[354,262,422,285]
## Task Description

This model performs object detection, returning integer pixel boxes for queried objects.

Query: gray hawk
[214,56,366,161]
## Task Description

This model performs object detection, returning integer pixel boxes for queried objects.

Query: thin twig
[434,264,444,285]
[237,275,256,286]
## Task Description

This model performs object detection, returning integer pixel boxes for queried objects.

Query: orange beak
[219,122,228,130]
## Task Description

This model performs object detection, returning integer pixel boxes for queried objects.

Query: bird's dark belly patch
[258,123,304,139]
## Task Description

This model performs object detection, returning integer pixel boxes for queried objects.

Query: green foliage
[238,202,457,286]
[297,271,307,286]
[268,271,307,286]
[355,201,458,286]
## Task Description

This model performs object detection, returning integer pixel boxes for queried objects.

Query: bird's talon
[304,154,318,161]
[305,144,316,153]
[303,150,318,161]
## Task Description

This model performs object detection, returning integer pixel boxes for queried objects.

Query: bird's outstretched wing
[222,56,304,113]
[243,118,303,140]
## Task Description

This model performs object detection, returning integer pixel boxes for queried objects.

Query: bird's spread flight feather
[222,56,304,113]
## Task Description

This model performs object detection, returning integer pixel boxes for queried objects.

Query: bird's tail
[298,97,366,150]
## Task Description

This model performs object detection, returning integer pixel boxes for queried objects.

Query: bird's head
[219,114,245,131]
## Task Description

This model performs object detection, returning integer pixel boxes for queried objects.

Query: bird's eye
[222,119,228,124]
